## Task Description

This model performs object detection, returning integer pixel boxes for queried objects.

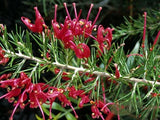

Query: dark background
[0,0,160,31]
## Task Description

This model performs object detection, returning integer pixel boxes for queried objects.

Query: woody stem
[5,50,160,86]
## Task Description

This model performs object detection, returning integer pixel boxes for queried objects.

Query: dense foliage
[0,1,160,120]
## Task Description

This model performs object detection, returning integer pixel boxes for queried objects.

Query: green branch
[5,50,160,86]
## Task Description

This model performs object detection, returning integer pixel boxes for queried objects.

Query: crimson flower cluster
[0,72,95,120]
[0,2,121,120]
[21,3,113,58]
[90,100,116,120]
[0,71,119,120]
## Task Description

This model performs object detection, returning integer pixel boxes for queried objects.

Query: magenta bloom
[95,25,114,57]
[0,72,81,120]
[0,72,32,120]
[68,86,90,108]
[90,100,116,120]
[21,7,47,33]
[51,3,102,59]
[52,17,75,49]
[79,95,90,108]
[62,3,102,38]
[74,43,91,58]
[91,105,103,119]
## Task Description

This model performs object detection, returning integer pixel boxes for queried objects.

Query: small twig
[29,62,39,78]
[65,69,78,91]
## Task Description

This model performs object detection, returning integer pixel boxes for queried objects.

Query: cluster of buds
[21,3,113,59]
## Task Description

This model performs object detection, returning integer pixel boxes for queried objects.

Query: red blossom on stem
[21,7,47,33]
[151,92,158,97]
[0,72,32,120]
[68,86,84,99]
[91,105,105,120]
[0,47,9,65]
[68,86,90,108]
[91,25,114,57]
[90,100,115,120]
[52,3,103,59]
[52,17,75,49]
[74,43,91,58]
[57,92,79,118]
[79,95,90,108]
[0,72,82,120]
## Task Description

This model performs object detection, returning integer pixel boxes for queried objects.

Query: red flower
[52,3,103,59]
[68,86,90,108]
[90,100,115,120]
[46,87,60,119]
[0,72,81,120]
[0,72,32,120]
[105,112,114,120]
[73,43,90,58]
[91,105,104,120]
[0,72,31,89]
[95,25,114,57]
[151,92,158,97]
[0,47,9,65]
[0,88,21,103]
[52,18,75,49]
[28,83,49,120]
[63,3,101,38]
[0,72,49,120]
[29,83,48,108]
[58,92,78,118]
[0,73,11,80]
[21,7,47,33]
[79,95,90,108]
